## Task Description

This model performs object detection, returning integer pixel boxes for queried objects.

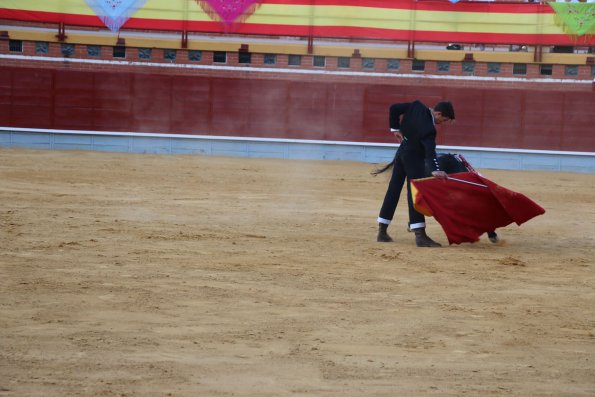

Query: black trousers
[378,145,426,227]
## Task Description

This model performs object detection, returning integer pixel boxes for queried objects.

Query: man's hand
[393,130,404,143]
[431,170,448,180]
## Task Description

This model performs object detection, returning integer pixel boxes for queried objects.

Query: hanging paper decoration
[196,0,261,30]
[549,3,595,37]
[84,0,149,32]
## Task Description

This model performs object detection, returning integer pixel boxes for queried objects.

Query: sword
[447,176,488,188]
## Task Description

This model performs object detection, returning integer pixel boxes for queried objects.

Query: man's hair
[434,101,455,120]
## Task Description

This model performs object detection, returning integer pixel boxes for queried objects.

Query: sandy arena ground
[1,148,594,397]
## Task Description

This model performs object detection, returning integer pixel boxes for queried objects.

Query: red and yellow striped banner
[1,0,593,45]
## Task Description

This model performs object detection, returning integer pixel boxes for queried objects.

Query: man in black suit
[374,100,455,247]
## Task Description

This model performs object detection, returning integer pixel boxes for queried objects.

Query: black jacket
[389,100,440,172]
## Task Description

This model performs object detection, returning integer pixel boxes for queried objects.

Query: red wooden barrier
[0,66,593,152]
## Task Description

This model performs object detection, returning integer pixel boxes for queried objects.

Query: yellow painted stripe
[1,1,573,35]
[252,5,567,35]
[1,0,95,15]
[131,0,211,21]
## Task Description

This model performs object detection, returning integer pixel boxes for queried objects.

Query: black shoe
[487,231,499,243]
[414,228,441,247]
[377,223,393,242]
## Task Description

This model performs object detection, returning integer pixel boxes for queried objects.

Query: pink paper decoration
[197,0,261,29]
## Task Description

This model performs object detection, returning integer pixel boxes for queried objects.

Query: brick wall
[1,39,593,91]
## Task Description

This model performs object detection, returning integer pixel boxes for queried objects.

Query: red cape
[411,172,545,245]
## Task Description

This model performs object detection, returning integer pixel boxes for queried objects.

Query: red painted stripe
[228,24,580,46]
